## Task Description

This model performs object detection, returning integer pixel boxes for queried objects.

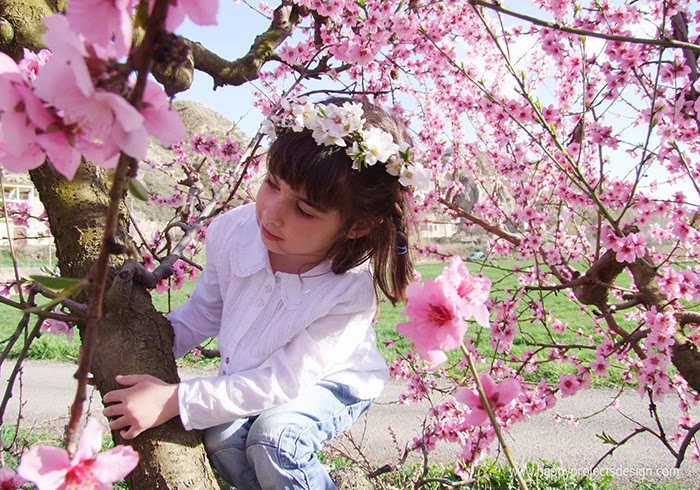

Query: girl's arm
[177,278,382,430]
[102,374,179,439]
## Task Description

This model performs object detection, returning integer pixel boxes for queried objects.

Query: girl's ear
[346,219,383,239]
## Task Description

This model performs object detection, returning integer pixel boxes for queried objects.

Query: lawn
[0,260,626,386]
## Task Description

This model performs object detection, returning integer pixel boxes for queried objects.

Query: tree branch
[469,0,700,53]
[152,0,309,95]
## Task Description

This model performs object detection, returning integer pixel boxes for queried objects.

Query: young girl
[102,97,429,489]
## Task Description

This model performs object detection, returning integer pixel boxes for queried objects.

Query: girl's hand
[102,374,179,440]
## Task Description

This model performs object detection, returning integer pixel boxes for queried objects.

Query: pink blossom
[17,48,51,81]
[0,53,55,173]
[557,373,582,397]
[439,255,491,327]
[18,417,138,490]
[589,355,610,376]
[141,80,187,147]
[454,373,521,426]
[41,319,74,342]
[34,58,148,172]
[0,466,27,489]
[612,233,646,263]
[66,0,136,58]
[397,278,466,368]
[151,0,219,32]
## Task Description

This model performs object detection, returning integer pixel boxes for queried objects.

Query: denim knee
[246,413,317,467]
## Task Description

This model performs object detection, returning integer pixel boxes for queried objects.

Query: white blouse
[168,203,390,430]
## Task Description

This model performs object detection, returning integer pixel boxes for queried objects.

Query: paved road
[2,360,699,487]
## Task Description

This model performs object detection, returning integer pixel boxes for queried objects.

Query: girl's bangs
[267,131,352,212]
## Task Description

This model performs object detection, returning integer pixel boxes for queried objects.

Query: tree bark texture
[28,164,221,490]
[2,2,222,485]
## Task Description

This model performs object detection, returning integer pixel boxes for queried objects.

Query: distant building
[419,214,459,240]
[1,176,52,248]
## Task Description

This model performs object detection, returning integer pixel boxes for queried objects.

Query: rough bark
[3,2,221,486]
[0,0,56,61]
[29,162,221,489]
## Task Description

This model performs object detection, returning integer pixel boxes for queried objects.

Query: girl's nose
[266,196,285,226]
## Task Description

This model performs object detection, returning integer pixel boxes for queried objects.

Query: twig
[469,0,700,53]
[0,314,44,428]
[461,345,529,490]
[63,0,172,455]
[0,172,26,304]
[675,421,700,467]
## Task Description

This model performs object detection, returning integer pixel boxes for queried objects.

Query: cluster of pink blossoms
[0,0,221,487]
[0,0,218,180]
[397,255,491,369]
[601,227,647,263]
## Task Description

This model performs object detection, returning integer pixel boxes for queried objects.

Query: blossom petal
[74,417,103,461]
[92,446,140,484]
[183,0,219,26]
[36,132,82,180]
[17,446,70,490]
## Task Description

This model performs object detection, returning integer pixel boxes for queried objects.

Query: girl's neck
[268,251,324,275]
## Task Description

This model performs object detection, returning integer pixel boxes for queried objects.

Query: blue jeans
[203,381,373,490]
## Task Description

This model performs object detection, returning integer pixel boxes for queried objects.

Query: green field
[0,260,629,386]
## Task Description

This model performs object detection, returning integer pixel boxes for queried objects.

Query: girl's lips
[261,225,282,241]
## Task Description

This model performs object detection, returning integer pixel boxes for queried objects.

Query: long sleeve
[165,203,388,431]
[177,281,379,430]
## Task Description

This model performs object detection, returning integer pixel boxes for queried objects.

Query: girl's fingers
[108,415,131,432]
[115,374,152,386]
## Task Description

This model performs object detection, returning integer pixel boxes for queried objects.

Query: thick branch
[152,0,309,95]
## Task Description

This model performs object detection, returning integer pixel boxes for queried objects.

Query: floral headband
[262,98,431,192]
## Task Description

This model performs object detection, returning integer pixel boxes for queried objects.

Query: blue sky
[178,2,270,137]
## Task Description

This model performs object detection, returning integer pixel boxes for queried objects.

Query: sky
[177,2,270,137]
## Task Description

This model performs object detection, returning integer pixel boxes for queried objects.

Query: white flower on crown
[289,98,316,132]
[399,163,431,191]
[361,127,399,166]
[266,97,431,193]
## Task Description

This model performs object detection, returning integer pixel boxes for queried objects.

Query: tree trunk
[29,163,221,488]
[2,2,221,486]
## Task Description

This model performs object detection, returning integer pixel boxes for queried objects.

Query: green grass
[320,455,686,490]
[1,261,630,386]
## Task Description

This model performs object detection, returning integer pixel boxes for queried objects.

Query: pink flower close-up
[41,319,74,342]
[66,0,136,58]
[439,255,492,327]
[0,465,27,489]
[141,80,187,147]
[454,373,521,426]
[397,278,466,369]
[152,0,219,32]
[0,52,55,173]
[17,417,139,490]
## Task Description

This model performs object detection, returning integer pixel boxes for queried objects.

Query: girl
[102,97,429,489]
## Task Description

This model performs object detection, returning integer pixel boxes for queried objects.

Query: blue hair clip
[397,245,408,255]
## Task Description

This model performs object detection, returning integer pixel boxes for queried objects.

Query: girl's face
[255,173,344,273]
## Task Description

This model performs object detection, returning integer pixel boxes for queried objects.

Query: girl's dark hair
[267,97,415,304]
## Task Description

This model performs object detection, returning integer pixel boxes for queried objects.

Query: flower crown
[262,98,430,192]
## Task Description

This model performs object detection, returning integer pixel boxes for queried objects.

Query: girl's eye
[265,176,279,190]
[296,205,313,218]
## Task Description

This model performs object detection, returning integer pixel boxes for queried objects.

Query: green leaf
[30,275,83,291]
[25,276,86,313]
[595,431,618,446]
[128,178,150,201]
